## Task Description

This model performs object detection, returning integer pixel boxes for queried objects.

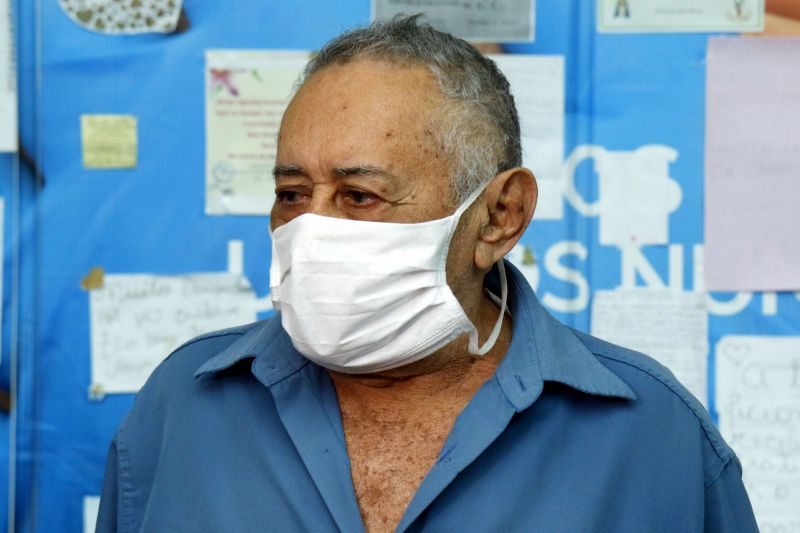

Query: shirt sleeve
[95,436,121,533]
[704,456,759,532]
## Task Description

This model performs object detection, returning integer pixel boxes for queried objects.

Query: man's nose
[307,186,346,219]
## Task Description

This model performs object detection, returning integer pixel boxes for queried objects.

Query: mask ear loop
[268,237,282,310]
[470,259,508,356]
[446,181,508,356]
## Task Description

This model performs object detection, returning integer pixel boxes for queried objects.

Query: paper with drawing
[205,50,309,216]
[597,0,764,32]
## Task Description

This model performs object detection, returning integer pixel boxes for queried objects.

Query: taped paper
[704,37,800,291]
[597,0,764,33]
[81,114,138,169]
[490,55,564,220]
[205,49,309,216]
[716,335,800,531]
[0,0,17,152]
[372,0,535,42]
[591,288,708,404]
[89,271,258,394]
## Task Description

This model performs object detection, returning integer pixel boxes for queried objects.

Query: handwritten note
[490,55,564,220]
[591,289,708,404]
[80,115,138,169]
[597,0,764,33]
[373,0,534,42]
[89,272,258,395]
[704,38,800,291]
[0,0,17,152]
[716,335,800,531]
[205,49,309,216]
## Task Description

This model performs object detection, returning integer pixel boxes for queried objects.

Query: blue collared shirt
[96,262,758,532]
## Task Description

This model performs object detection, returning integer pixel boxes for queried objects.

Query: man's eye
[276,190,304,204]
[344,189,378,206]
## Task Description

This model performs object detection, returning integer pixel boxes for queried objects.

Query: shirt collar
[195,260,636,407]
[193,315,307,382]
[488,261,636,411]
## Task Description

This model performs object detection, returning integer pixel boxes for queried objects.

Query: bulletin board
[4,0,798,531]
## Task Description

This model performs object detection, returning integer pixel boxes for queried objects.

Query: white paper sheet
[89,272,258,395]
[704,38,800,291]
[597,0,764,33]
[490,55,564,220]
[716,335,800,531]
[591,289,708,404]
[205,50,309,216]
[84,496,100,533]
[372,0,535,42]
[0,0,17,152]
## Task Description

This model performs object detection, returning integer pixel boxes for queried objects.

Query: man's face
[271,58,460,228]
[271,58,491,302]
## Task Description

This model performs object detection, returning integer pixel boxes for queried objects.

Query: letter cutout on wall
[564,144,682,245]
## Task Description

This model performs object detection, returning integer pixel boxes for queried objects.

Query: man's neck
[328,292,512,533]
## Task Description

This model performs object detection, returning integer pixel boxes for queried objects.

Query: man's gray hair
[301,14,522,204]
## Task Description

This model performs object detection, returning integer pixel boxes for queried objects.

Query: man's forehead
[284,58,442,123]
[277,59,447,165]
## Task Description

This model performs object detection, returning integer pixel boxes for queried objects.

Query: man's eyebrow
[272,164,397,180]
[272,164,303,178]
[332,165,393,178]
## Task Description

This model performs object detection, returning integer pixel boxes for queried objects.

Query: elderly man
[97,16,758,533]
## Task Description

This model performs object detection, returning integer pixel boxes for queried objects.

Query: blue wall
[2,0,797,530]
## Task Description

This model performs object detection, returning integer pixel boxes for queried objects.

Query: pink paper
[705,37,800,291]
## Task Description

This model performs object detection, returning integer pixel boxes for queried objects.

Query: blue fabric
[96,261,758,532]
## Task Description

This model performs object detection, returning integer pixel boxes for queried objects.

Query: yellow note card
[81,114,138,169]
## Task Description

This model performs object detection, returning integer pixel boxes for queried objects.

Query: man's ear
[474,167,537,271]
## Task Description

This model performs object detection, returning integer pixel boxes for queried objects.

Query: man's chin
[326,343,479,384]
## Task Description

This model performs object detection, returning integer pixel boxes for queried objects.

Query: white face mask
[269,184,507,374]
